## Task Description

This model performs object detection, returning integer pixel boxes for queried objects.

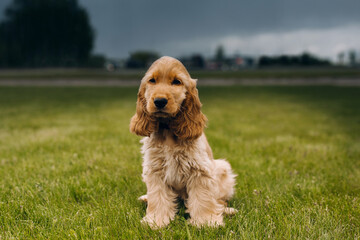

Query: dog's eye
[149,78,156,83]
[172,79,182,85]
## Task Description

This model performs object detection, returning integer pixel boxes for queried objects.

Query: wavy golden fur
[130,56,236,228]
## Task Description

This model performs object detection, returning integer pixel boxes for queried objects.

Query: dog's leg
[186,175,225,227]
[142,174,177,229]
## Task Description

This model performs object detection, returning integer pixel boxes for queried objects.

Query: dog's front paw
[188,215,224,228]
[141,214,171,229]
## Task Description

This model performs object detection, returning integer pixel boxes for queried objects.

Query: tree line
[258,53,331,67]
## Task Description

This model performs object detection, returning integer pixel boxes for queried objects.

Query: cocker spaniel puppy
[130,56,236,228]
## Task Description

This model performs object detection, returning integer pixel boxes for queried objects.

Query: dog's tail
[214,159,237,201]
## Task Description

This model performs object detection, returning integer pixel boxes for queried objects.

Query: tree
[349,50,357,67]
[126,51,159,69]
[190,54,205,69]
[215,45,225,63]
[0,0,94,67]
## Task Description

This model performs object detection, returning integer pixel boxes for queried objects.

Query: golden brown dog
[130,56,236,228]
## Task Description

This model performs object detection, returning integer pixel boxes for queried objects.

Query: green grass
[0,86,359,239]
[1,67,360,80]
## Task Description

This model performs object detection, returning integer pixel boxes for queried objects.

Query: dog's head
[130,56,207,140]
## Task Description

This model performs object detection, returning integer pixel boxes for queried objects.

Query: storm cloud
[1,0,359,59]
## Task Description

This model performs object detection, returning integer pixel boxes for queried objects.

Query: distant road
[0,78,359,86]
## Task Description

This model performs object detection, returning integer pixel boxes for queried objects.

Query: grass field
[0,86,359,239]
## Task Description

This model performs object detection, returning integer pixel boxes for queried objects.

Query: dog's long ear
[171,81,207,140]
[130,85,156,136]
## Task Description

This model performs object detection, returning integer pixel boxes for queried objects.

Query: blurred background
[0,0,359,77]
[1,2,360,238]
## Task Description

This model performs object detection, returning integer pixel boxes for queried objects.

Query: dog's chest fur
[142,130,207,193]
[162,144,192,191]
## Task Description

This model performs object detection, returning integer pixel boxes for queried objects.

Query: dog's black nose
[154,98,168,109]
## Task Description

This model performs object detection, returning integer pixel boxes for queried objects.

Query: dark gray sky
[1,0,360,60]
